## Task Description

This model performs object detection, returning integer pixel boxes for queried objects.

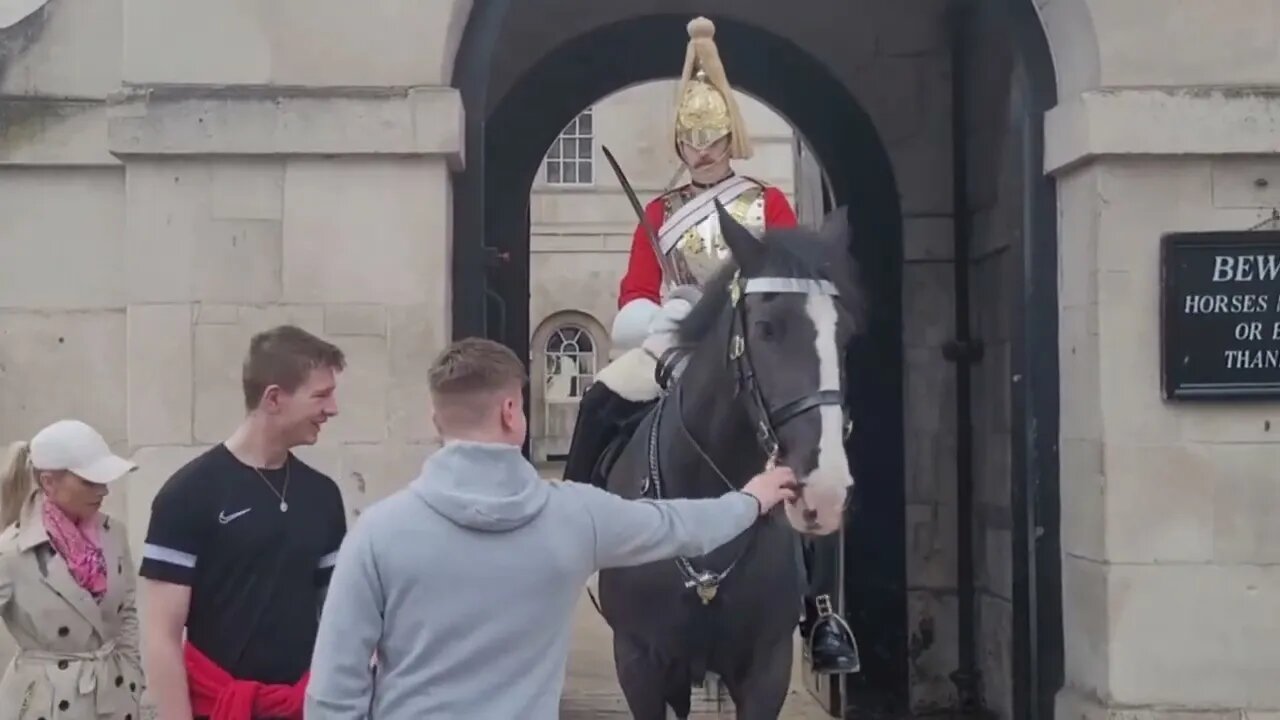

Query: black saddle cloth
[563,382,656,490]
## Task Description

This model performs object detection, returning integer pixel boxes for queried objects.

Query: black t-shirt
[139,444,346,685]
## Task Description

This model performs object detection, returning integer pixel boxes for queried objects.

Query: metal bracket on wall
[942,338,986,364]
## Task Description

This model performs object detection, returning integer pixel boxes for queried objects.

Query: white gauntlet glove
[647,286,704,337]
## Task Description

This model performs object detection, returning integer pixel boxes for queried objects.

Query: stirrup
[805,594,861,675]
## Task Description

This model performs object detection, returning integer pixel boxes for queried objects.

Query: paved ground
[560,588,837,718]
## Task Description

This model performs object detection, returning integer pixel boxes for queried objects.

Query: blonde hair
[428,338,528,431]
[0,441,35,530]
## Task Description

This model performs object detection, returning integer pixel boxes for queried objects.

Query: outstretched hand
[741,466,799,516]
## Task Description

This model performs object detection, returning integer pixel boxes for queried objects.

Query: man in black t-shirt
[139,325,348,720]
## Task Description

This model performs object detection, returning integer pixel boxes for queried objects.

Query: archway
[451,3,1061,718]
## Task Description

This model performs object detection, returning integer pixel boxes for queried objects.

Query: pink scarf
[42,498,107,602]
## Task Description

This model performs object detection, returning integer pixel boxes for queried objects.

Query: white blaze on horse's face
[783,291,853,536]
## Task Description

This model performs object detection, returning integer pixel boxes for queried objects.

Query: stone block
[125,0,465,86]
[1211,158,1280,209]
[1057,168,1100,310]
[282,159,450,305]
[974,428,1011,511]
[902,263,954,349]
[0,310,126,445]
[326,335,389,445]
[902,217,953,262]
[325,305,386,337]
[1059,305,1101,442]
[978,595,1014,720]
[1055,687,1247,720]
[0,0,122,98]
[211,160,284,221]
[891,131,954,217]
[339,442,436,513]
[1103,443,1214,564]
[0,101,117,167]
[904,430,958,506]
[125,162,284,304]
[907,589,959,712]
[906,502,957,589]
[866,0,948,56]
[1208,443,1280,564]
[127,304,193,446]
[1096,271,1181,446]
[1060,554,1110,701]
[1059,438,1105,562]
[388,304,450,382]
[122,445,211,557]
[1093,0,1280,88]
[904,346,955,435]
[0,167,125,309]
[194,304,238,325]
[854,56,947,146]
[191,305,325,443]
[122,0,270,84]
[980,527,1012,601]
[1107,564,1280,707]
[388,381,435,444]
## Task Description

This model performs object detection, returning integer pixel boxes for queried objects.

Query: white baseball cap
[28,420,137,485]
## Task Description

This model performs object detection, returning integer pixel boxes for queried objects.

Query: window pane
[563,162,578,184]
[577,141,592,159]
[547,139,562,161]
[578,162,592,184]
[546,162,561,183]
[578,112,592,135]
[561,139,577,160]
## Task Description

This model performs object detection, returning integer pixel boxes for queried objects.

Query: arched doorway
[450,3,1060,718]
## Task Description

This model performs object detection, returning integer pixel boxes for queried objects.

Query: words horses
[596,202,865,719]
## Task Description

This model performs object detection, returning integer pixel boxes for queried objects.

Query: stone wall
[962,12,1022,718]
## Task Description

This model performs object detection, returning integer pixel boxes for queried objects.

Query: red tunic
[617,184,798,308]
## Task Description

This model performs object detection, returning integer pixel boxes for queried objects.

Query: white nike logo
[218,508,252,524]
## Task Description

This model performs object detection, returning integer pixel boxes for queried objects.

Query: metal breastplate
[663,185,766,287]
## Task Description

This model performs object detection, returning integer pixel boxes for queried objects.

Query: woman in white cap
[0,419,145,720]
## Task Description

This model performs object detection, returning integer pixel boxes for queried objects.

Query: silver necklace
[251,458,290,513]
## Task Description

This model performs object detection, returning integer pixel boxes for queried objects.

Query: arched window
[544,325,597,400]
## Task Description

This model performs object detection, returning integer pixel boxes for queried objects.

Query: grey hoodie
[304,439,760,720]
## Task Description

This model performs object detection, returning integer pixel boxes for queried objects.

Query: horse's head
[701,200,864,535]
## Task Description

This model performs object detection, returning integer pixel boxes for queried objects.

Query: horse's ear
[716,199,764,272]
[818,205,853,249]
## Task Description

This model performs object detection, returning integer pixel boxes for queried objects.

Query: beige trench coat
[0,493,145,720]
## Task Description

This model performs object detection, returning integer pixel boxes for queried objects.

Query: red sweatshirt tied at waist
[184,642,308,720]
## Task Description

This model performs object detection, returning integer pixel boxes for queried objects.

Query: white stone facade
[1,0,1279,718]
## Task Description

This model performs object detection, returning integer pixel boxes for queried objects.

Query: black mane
[675,227,863,346]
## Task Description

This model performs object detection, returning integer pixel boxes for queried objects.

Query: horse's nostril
[803,508,818,523]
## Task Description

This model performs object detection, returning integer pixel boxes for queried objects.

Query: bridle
[724,273,851,471]
[641,270,852,604]
[652,271,852,487]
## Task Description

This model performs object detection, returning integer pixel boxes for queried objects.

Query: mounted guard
[563,15,859,675]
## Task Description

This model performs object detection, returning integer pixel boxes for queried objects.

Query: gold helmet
[673,17,752,160]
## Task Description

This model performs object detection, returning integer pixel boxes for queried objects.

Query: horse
[595,201,866,719]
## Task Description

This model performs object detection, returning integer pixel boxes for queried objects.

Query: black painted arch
[450,2,1062,717]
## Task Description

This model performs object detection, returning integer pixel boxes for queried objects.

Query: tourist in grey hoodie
[304,338,798,720]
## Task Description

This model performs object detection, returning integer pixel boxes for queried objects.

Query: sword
[602,145,679,294]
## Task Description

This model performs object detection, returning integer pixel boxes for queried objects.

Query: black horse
[596,202,865,719]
